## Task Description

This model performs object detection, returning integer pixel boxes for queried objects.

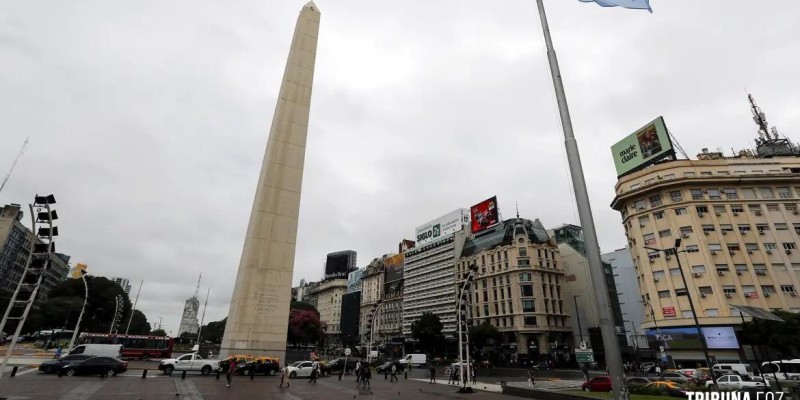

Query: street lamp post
[645,238,717,387]
[623,320,639,366]
[573,294,584,345]
[67,270,89,350]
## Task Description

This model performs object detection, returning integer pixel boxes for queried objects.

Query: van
[399,354,427,367]
[712,363,753,378]
[68,344,123,359]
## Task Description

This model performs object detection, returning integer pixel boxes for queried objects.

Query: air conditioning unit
[759,231,766,235]
[725,293,733,298]
[711,250,717,255]
[649,258,655,264]
[665,256,672,260]
[682,233,690,238]
[730,250,737,255]
[787,250,793,255]
[766,250,773,254]
[756,211,763,215]
[745,293,752,298]
[794,210,799,215]
[747,250,753,254]
[757,270,767,276]
[733,212,740,216]
[693,272,702,278]
[653,278,660,282]
[736,270,743,275]
[791,292,798,297]
[722,231,728,235]
[640,223,646,227]
[704,231,710,235]
[718,270,726,276]
[701,293,707,298]
[715,212,721,216]
[764,292,771,297]
[699,212,705,217]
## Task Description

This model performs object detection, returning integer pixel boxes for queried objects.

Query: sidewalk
[409,377,503,393]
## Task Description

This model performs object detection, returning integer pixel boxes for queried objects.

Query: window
[745,243,759,252]
[739,224,752,233]
[786,204,798,213]
[773,263,787,271]
[784,242,797,250]
[722,286,737,294]
[760,187,775,199]
[734,264,748,273]
[653,271,666,280]
[680,226,694,234]
[524,316,537,326]
[753,264,767,274]
[659,229,672,238]
[668,268,680,276]
[691,189,704,200]
[682,310,695,318]
[762,285,775,295]
[643,233,656,246]
[650,194,662,207]
[696,205,709,214]
[724,188,739,199]
[742,188,756,199]
[686,245,700,253]
[714,205,727,214]
[685,171,696,177]
[675,208,688,216]
[776,223,789,231]
[520,284,533,297]
[778,187,792,199]
[767,204,780,212]
[702,225,716,233]
[699,286,714,295]
[764,243,778,250]
[709,244,722,252]
[705,309,720,317]
[708,189,721,200]
[676,288,688,296]
[520,272,532,282]
[638,216,650,227]
[780,285,796,294]
[749,204,763,215]
[658,290,670,298]
[720,224,734,233]
[715,264,729,272]
[757,224,770,233]
[654,211,665,220]
[794,224,800,234]
[731,205,744,213]
[718,171,730,175]
[692,265,706,273]
[522,299,535,312]
[634,199,647,210]
[670,191,683,202]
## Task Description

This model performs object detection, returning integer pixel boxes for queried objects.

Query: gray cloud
[0,0,798,334]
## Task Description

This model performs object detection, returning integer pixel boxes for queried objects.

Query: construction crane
[0,137,29,194]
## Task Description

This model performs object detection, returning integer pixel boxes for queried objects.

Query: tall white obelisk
[220,1,320,361]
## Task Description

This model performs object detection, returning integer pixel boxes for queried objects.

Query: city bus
[78,333,174,360]
[761,360,800,379]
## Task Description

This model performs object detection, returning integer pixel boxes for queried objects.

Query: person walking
[527,367,535,387]
[361,365,371,389]
[278,366,290,388]
[390,364,398,382]
[355,360,362,384]
[54,345,62,359]
[226,359,236,387]
[471,366,476,384]
[429,364,436,383]
[309,360,319,384]
[445,366,452,384]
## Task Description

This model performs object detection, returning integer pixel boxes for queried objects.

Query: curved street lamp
[67,270,89,350]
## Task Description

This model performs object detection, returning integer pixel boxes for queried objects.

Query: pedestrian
[309,360,319,383]
[355,360,362,384]
[54,345,62,359]
[278,366,290,388]
[471,366,476,384]
[445,366,452,384]
[390,364,398,382]
[361,365,371,389]
[528,367,535,387]
[582,363,590,382]
[429,364,436,383]
[226,359,236,387]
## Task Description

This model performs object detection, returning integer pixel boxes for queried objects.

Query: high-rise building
[610,96,800,364]
[0,204,70,299]
[457,217,570,363]
[220,2,321,361]
[380,253,405,349]
[324,250,357,281]
[111,277,132,295]
[341,267,363,347]
[403,209,471,335]
[602,246,648,353]
[360,257,385,344]
[308,278,347,348]
[550,224,628,360]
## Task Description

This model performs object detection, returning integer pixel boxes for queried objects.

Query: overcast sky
[1,1,798,335]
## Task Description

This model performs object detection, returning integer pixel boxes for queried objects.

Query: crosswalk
[504,378,585,391]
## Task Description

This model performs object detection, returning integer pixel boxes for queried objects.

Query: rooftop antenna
[194,273,202,298]
[0,137,30,195]
[515,202,520,219]
[748,93,771,142]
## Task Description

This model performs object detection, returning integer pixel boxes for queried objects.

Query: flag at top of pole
[578,0,653,12]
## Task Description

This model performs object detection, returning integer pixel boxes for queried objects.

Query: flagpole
[125,280,143,335]
[534,1,628,400]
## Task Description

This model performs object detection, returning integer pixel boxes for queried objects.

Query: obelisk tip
[303,1,319,11]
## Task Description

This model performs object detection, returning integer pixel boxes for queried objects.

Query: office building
[111,277,132,295]
[309,278,348,348]
[610,98,800,364]
[457,217,570,363]
[324,250,357,281]
[360,257,384,344]
[379,253,404,353]
[602,246,648,352]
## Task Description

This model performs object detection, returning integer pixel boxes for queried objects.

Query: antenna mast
[0,137,30,195]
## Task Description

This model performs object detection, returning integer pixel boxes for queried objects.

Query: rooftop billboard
[324,250,356,280]
[470,196,499,234]
[384,254,404,283]
[347,268,364,293]
[610,116,674,178]
[414,209,470,246]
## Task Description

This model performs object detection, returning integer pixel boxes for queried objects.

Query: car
[158,353,217,375]
[376,361,405,374]
[582,376,612,392]
[659,371,692,384]
[634,381,688,397]
[705,374,766,390]
[234,357,281,376]
[38,354,94,374]
[326,358,359,374]
[60,357,128,377]
[625,377,654,388]
[285,361,321,379]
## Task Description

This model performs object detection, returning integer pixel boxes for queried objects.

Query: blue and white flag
[578,0,652,12]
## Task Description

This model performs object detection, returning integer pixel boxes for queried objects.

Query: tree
[151,328,167,337]
[740,311,800,358]
[469,321,501,350]
[288,309,323,346]
[199,318,226,343]
[410,312,443,355]
[126,310,150,335]
[290,300,319,315]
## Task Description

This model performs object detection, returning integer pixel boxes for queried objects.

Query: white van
[399,354,427,367]
[68,344,123,359]
[712,363,754,378]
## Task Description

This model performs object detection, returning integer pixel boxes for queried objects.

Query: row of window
[645,241,798,260]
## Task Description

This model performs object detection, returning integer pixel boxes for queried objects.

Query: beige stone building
[359,257,384,344]
[611,146,800,362]
[456,218,571,361]
[309,278,348,347]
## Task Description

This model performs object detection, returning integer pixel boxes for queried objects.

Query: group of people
[354,361,372,389]
[427,363,477,385]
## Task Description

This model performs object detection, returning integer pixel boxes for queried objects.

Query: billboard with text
[610,116,674,178]
[470,196,499,234]
[384,254,404,283]
[414,209,470,246]
[644,326,739,350]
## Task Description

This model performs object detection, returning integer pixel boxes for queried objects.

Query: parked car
[326,358,359,374]
[582,376,613,392]
[38,354,93,374]
[234,357,280,376]
[376,361,405,374]
[60,357,127,377]
[659,371,693,384]
[625,377,654,388]
[634,381,688,397]
[705,374,766,390]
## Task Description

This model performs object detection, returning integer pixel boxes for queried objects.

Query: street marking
[175,379,203,400]
[56,381,105,400]
[15,368,38,376]
[282,392,304,400]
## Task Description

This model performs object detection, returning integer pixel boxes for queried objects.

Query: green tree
[290,300,319,315]
[410,312,443,355]
[151,328,167,337]
[740,311,800,357]
[469,321,501,350]
[199,318,227,343]
[126,310,150,335]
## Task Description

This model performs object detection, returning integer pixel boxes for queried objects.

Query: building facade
[458,218,571,362]
[0,204,70,299]
[111,277,132,295]
[602,246,647,350]
[360,258,384,343]
[379,253,404,346]
[611,145,800,364]
[310,278,348,347]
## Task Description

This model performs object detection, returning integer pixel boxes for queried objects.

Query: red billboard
[662,306,676,318]
[470,196,499,234]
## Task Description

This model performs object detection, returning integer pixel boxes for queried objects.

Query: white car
[706,374,766,390]
[285,361,316,379]
[158,353,216,375]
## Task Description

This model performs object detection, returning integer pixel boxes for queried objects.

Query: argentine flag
[579,0,653,12]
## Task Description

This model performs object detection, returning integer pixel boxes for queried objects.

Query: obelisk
[220,1,320,361]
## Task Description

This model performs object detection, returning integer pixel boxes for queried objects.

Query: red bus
[78,333,174,360]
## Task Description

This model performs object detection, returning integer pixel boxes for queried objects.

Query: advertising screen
[384,254,404,283]
[415,209,470,246]
[644,326,739,350]
[324,251,355,280]
[610,116,674,177]
[470,196,500,234]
